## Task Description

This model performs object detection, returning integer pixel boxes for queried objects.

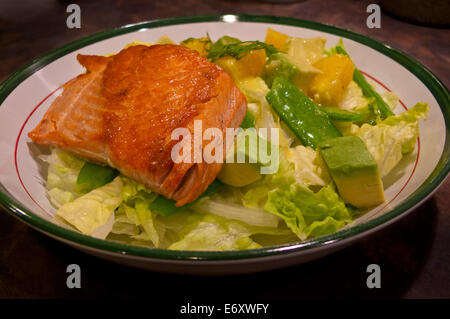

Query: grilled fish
[29,44,247,206]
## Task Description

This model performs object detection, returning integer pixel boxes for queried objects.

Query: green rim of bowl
[0,14,449,261]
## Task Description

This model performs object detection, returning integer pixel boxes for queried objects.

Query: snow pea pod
[240,110,256,129]
[335,46,394,119]
[149,180,223,216]
[266,77,342,149]
[77,162,118,193]
[317,106,365,122]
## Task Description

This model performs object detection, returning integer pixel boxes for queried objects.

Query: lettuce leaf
[123,200,162,247]
[285,145,331,187]
[287,36,326,65]
[242,185,271,208]
[168,214,259,251]
[42,148,85,208]
[350,102,429,177]
[223,152,295,210]
[111,206,140,237]
[117,177,163,246]
[55,176,123,238]
[381,91,399,112]
[339,81,370,111]
[168,213,289,251]
[323,39,345,56]
[194,198,280,227]
[264,183,351,240]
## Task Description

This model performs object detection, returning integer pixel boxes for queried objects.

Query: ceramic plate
[0,15,449,274]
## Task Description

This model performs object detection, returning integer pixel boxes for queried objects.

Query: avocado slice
[319,136,385,208]
[218,129,274,187]
[217,162,261,187]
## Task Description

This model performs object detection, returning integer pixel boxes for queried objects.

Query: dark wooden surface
[0,0,449,299]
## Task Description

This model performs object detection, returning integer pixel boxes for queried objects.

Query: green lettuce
[284,145,331,187]
[323,38,345,56]
[55,176,123,238]
[287,36,326,65]
[43,148,85,208]
[123,200,161,247]
[194,198,280,227]
[381,91,399,112]
[339,81,370,111]
[236,145,329,209]
[227,152,295,210]
[111,206,140,237]
[118,177,163,246]
[262,36,325,90]
[352,102,429,177]
[168,213,289,251]
[381,102,429,155]
[264,183,352,240]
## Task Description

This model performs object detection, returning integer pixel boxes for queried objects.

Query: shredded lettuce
[168,214,260,251]
[339,81,370,111]
[348,102,429,177]
[323,38,345,56]
[287,36,326,65]
[285,146,331,187]
[117,176,163,246]
[38,32,430,251]
[42,148,85,208]
[264,183,352,240]
[111,206,140,237]
[168,213,288,251]
[125,200,162,247]
[381,91,399,112]
[194,198,280,227]
[55,176,123,238]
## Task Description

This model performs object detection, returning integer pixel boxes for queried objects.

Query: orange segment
[264,28,289,52]
[215,49,267,82]
[308,54,355,106]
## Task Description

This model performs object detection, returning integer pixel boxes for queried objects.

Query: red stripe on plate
[14,78,74,214]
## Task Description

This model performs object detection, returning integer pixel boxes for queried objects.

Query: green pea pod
[335,46,394,119]
[240,110,256,129]
[318,106,365,122]
[266,77,342,149]
[149,180,223,217]
[76,162,119,193]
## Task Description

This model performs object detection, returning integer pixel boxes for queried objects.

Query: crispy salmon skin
[28,44,247,206]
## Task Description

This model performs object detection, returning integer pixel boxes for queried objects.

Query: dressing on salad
[43,29,428,251]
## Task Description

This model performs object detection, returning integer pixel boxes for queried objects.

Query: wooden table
[1,0,449,299]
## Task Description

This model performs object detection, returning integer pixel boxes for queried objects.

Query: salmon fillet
[29,44,247,206]
[29,54,111,163]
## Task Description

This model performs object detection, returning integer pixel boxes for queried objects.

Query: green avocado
[218,129,275,187]
[319,136,385,208]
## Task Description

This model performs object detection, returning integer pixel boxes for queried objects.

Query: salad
[42,28,428,251]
